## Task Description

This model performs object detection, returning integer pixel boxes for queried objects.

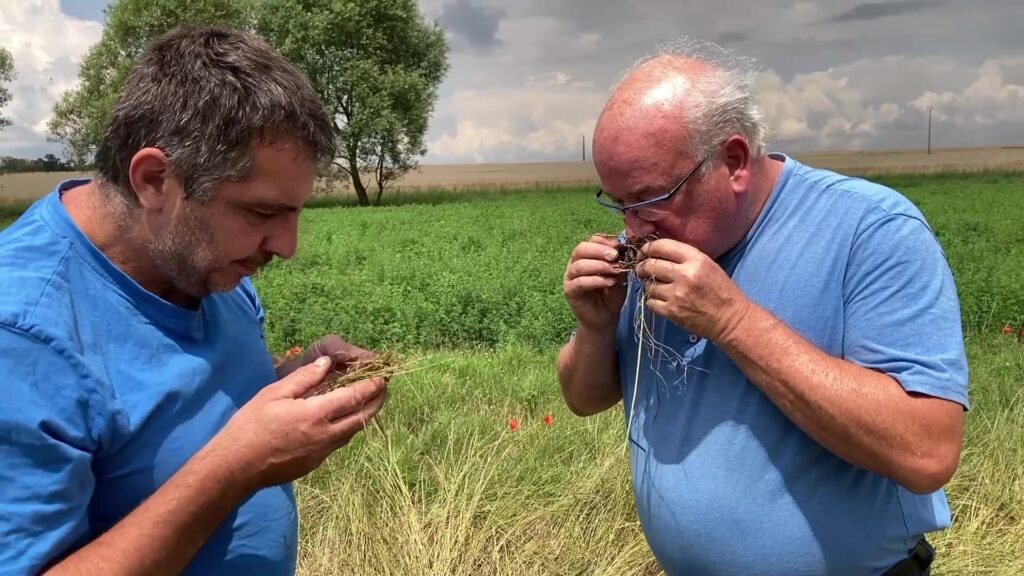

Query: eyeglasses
[595,153,711,221]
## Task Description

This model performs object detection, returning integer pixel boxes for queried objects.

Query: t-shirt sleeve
[239,276,267,339]
[0,324,102,573]
[843,214,969,409]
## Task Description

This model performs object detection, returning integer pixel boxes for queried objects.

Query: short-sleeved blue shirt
[0,180,296,574]
[617,154,969,575]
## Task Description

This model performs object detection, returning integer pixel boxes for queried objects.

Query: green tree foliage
[255,0,449,205]
[0,46,15,130]
[45,0,448,206]
[0,154,75,174]
[45,0,250,166]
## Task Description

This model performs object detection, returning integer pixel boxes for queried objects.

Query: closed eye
[249,209,278,220]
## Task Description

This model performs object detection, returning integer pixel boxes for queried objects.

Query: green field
[2,172,1023,574]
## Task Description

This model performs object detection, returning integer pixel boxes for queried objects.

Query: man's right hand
[210,356,388,491]
[42,356,389,576]
[563,234,628,332]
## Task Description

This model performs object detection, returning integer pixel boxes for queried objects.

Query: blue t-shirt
[617,154,969,575]
[0,180,296,574]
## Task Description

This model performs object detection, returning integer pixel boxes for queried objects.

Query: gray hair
[95,25,336,204]
[619,37,767,171]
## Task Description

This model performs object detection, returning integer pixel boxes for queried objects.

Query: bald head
[587,39,777,257]
[593,56,713,170]
[592,39,766,180]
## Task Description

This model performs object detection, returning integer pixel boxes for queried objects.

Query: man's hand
[275,334,376,380]
[44,356,388,576]
[212,356,388,491]
[557,234,627,416]
[563,234,628,332]
[636,239,753,340]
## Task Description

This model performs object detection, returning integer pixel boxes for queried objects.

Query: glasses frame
[594,153,712,217]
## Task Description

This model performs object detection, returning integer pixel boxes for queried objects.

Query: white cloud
[0,0,102,157]
[911,58,1024,125]
[525,72,573,88]
[1,1,1022,163]
[416,0,1024,162]
[425,53,1024,162]
[426,83,605,164]
[753,55,1024,152]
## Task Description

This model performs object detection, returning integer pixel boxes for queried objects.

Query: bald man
[557,39,967,576]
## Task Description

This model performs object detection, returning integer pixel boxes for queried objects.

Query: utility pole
[927,106,933,155]
[581,133,586,162]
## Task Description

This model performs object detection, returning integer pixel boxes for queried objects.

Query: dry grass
[793,146,1024,175]
[0,171,92,202]
[4,146,1022,202]
[612,233,659,272]
[289,336,1024,576]
[302,350,406,398]
[922,337,1024,575]
[294,387,661,576]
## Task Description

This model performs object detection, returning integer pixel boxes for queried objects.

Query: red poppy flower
[1002,324,1014,335]
[543,413,554,426]
[509,418,520,431]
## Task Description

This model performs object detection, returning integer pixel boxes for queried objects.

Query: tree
[46,0,251,166]
[256,0,449,206]
[0,154,73,174]
[0,46,15,131]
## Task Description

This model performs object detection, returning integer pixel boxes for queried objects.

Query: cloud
[715,31,752,45]
[827,0,943,23]
[425,82,605,163]
[911,58,1024,126]
[2,0,1022,163]
[0,0,102,158]
[437,0,506,54]
[755,56,1024,152]
[424,52,1024,162]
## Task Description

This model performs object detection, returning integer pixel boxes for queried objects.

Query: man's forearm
[557,325,622,416]
[46,440,253,575]
[716,303,963,493]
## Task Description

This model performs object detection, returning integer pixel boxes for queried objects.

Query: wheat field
[2,146,1022,203]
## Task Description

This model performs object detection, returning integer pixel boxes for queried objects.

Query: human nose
[261,212,300,260]
[624,210,657,236]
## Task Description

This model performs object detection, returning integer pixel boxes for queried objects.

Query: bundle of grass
[614,233,659,272]
[597,232,711,443]
[303,349,406,399]
[593,232,659,272]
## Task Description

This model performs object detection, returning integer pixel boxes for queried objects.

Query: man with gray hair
[558,38,967,575]
[0,26,387,574]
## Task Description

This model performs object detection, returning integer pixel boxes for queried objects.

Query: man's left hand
[636,239,753,341]
[274,334,376,379]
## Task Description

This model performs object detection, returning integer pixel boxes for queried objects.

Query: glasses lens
[602,203,626,217]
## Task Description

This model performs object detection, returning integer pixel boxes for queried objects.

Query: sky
[0,0,1022,164]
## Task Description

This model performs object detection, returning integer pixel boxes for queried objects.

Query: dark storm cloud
[437,0,506,54]
[826,0,943,23]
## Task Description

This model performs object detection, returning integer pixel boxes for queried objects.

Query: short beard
[147,204,230,298]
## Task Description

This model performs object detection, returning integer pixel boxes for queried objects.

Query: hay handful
[615,233,658,271]
[596,232,659,272]
[302,350,404,399]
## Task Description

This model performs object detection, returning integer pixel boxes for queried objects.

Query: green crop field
[2,172,1022,574]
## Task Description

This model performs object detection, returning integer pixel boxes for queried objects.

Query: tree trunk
[374,153,385,205]
[347,156,369,206]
